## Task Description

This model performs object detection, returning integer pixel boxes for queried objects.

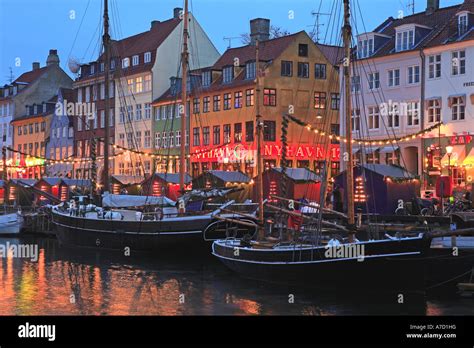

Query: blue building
[45,88,75,177]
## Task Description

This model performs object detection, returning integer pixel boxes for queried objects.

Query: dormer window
[122,58,130,69]
[358,38,374,58]
[396,29,414,52]
[132,55,139,66]
[223,66,234,84]
[245,61,256,80]
[90,64,95,75]
[100,62,104,72]
[144,52,151,63]
[13,86,17,95]
[33,105,37,114]
[202,71,212,87]
[458,13,468,36]
[42,103,46,113]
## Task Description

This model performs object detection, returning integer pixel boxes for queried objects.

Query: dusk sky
[0,0,462,84]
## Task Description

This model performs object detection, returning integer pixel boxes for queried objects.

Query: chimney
[150,20,160,29]
[250,18,270,45]
[426,0,440,14]
[32,62,40,70]
[173,7,183,19]
[46,49,60,66]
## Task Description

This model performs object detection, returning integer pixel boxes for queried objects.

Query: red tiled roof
[212,32,302,69]
[14,66,50,84]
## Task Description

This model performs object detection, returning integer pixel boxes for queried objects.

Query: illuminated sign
[193,143,340,162]
[25,158,45,167]
[450,135,472,145]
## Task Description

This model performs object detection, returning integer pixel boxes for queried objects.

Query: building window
[144,130,151,148]
[368,106,379,129]
[132,55,139,66]
[135,104,142,120]
[357,38,374,58]
[297,62,309,78]
[90,64,95,75]
[154,132,161,148]
[407,102,420,126]
[144,75,151,91]
[395,29,414,52]
[224,93,232,110]
[100,83,105,99]
[452,50,466,76]
[193,98,200,114]
[331,93,340,110]
[100,110,105,128]
[144,103,151,119]
[388,108,400,128]
[127,105,134,122]
[198,96,208,113]
[315,63,326,79]
[263,88,276,106]
[246,89,254,107]
[92,85,98,101]
[144,52,151,63]
[428,55,441,79]
[213,95,221,111]
[127,79,134,94]
[135,131,142,148]
[245,121,254,142]
[213,126,220,145]
[281,61,293,77]
[458,14,468,36]
[298,44,308,57]
[169,131,174,148]
[223,124,231,144]
[176,130,181,147]
[408,66,420,84]
[263,121,276,141]
[246,61,256,79]
[234,123,242,143]
[122,58,130,68]
[162,132,168,148]
[351,76,361,92]
[223,66,234,84]
[314,92,326,109]
[388,69,400,87]
[234,91,243,108]
[17,126,21,136]
[203,127,210,146]
[202,71,212,86]
[110,59,115,70]
[351,109,360,131]
[452,97,465,121]
[368,72,380,90]
[427,99,441,123]
[193,127,200,146]
[136,76,143,93]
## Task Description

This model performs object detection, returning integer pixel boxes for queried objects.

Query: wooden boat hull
[212,237,430,292]
[52,210,245,252]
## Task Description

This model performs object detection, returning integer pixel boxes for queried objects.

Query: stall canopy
[441,145,466,166]
[271,167,320,182]
[102,193,175,208]
[463,148,474,167]
[111,175,143,186]
[155,173,192,185]
[193,171,251,202]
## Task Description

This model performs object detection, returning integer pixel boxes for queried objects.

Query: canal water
[0,236,472,316]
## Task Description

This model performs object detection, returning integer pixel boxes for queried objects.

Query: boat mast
[102,0,111,193]
[180,0,189,199]
[343,0,355,236]
[255,40,265,239]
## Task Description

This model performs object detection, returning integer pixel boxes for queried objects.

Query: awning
[441,145,466,166]
[463,148,474,167]
[378,146,399,154]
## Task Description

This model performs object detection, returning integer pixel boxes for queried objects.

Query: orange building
[189,21,342,178]
[11,102,53,178]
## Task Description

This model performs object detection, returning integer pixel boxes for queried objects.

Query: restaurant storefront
[424,133,474,194]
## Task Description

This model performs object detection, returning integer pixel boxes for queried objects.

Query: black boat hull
[52,211,237,253]
[212,237,430,292]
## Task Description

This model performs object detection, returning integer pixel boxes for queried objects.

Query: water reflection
[0,237,471,316]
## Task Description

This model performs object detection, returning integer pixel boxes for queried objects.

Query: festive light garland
[285,114,443,146]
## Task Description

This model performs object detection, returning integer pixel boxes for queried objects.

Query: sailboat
[211,0,472,292]
[51,0,257,252]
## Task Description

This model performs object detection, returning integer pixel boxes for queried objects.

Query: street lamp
[446,145,454,177]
